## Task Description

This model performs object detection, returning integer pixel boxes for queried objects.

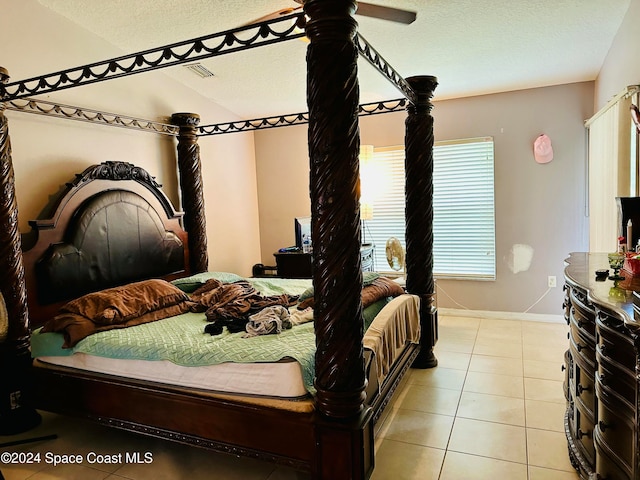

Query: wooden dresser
[563,252,640,480]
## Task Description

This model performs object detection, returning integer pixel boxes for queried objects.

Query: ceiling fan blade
[292,1,416,25]
[244,7,302,26]
[356,3,416,24]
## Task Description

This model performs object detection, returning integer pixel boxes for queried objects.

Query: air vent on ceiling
[183,63,215,78]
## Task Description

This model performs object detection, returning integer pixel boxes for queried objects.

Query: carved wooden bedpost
[405,75,439,368]
[306,0,365,420]
[0,66,42,433]
[171,113,208,273]
[305,1,373,478]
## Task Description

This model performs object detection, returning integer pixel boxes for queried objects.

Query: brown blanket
[190,279,298,322]
[297,276,405,310]
[41,279,196,348]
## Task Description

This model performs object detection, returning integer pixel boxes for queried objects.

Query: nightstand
[274,244,375,279]
[273,251,312,278]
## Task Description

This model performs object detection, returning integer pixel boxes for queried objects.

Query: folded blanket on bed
[191,278,299,335]
[41,279,196,348]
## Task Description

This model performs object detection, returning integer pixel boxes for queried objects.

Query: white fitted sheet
[35,355,309,398]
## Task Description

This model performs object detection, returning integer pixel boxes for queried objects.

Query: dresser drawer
[574,406,595,465]
[570,333,596,372]
[570,307,596,343]
[596,317,635,369]
[570,286,595,334]
[596,353,635,407]
[570,315,595,353]
[572,360,595,418]
[595,394,635,472]
[563,349,572,402]
[563,283,571,324]
[595,438,632,480]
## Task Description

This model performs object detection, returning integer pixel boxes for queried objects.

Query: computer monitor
[294,216,311,250]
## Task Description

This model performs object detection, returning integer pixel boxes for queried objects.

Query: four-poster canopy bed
[0,1,438,478]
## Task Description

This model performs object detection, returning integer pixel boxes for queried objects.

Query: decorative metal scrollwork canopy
[1,12,417,135]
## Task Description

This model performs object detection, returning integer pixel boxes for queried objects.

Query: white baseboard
[439,307,565,324]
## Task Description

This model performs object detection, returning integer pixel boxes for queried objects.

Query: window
[361,137,496,280]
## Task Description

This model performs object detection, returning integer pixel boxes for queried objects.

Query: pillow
[55,278,191,325]
[296,272,383,309]
[363,271,380,286]
[298,286,315,304]
[171,271,245,292]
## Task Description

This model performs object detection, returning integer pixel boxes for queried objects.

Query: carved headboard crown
[22,161,190,327]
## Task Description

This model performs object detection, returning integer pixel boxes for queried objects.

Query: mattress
[35,354,309,398]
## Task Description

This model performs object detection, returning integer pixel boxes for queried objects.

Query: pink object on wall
[533,134,553,164]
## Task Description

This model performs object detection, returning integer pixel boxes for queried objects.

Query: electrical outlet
[548,276,557,288]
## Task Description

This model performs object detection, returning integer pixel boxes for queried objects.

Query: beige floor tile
[370,439,445,480]
[440,451,528,480]
[475,329,523,344]
[448,418,527,463]
[524,358,566,381]
[432,350,471,371]
[457,391,525,426]
[522,330,569,349]
[468,354,524,377]
[408,366,467,391]
[523,343,567,363]
[439,322,478,337]
[439,315,481,329]
[436,338,475,354]
[2,464,46,480]
[438,324,478,337]
[528,465,581,480]
[524,378,565,404]
[463,370,524,398]
[521,320,569,335]
[527,428,576,472]
[473,339,523,358]
[479,318,523,332]
[377,408,455,449]
[393,385,461,416]
[25,464,112,480]
[525,399,567,432]
[387,377,417,410]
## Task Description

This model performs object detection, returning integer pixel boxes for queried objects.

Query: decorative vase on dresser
[563,252,639,480]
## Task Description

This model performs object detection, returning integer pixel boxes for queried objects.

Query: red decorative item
[623,252,640,276]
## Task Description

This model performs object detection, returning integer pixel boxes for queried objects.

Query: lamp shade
[361,202,373,220]
[360,144,375,220]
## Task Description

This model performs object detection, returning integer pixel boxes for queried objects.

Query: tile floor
[0,314,579,480]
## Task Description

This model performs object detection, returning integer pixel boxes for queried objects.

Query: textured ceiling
[37,0,631,119]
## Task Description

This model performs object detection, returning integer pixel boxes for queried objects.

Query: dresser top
[564,252,640,329]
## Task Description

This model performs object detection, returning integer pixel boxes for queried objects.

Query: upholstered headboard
[22,161,190,328]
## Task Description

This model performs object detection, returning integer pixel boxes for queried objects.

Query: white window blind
[361,137,496,280]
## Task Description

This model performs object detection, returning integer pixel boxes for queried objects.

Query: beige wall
[595,0,640,110]
[2,0,262,277]
[255,82,593,315]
